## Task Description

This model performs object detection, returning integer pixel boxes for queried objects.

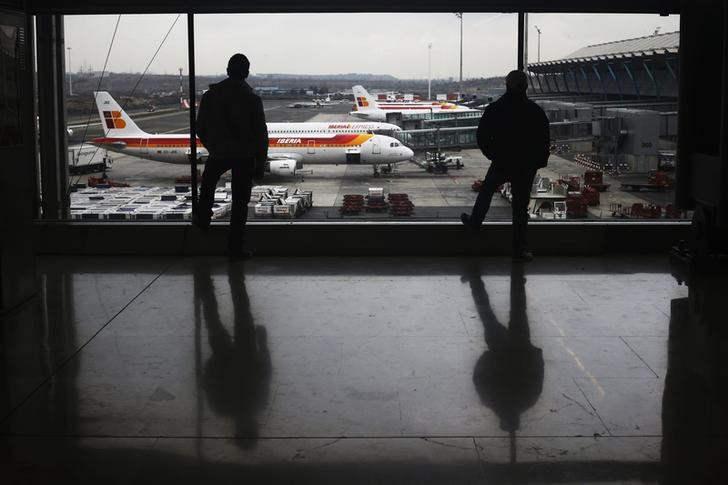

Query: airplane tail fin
[352,85,377,111]
[93,91,146,136]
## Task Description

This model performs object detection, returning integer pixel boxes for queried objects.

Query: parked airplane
[349,85,477,121]
[287,96,337,108]
[91,91,412,177]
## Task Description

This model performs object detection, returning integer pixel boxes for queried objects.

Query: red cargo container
[583,171,610,191]
[566,195,588,218]
[581,186,600,206]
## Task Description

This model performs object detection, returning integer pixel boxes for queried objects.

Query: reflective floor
[1,255,726,484]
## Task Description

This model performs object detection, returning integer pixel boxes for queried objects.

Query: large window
[62,14,191,221]
[54,12,684,223]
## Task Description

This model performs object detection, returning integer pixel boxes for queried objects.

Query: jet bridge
[390,110,483,150]
[393,120,594,152]
[393,126,479,151]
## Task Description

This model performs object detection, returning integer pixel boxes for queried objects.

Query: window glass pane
[526,13,685,220]
[194,12,517,222]
[58,12,685,223]
[63,14,190,222]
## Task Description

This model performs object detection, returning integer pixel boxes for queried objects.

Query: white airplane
[349,85,477,121]
[91,91,412,177]
[287,96,336,108]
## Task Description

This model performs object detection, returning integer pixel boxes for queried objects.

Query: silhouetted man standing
[461,70,550,261]
[195,53,268,259]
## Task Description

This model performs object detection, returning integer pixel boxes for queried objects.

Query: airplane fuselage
[350,84,478,121]
[350,102,473,122]
[90,90,413,174]
[92,131,411,166]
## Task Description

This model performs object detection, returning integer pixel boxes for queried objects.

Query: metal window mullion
[187,12,198,216]
[36,14,69,220]
[517,12,526,71]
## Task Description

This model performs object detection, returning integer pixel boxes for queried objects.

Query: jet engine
[266,159,297,176]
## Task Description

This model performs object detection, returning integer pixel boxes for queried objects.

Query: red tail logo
[103,110,126,129]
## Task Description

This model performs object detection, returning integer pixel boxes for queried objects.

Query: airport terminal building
[528,30,680,101]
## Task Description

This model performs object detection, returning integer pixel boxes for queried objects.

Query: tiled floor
[1,255,726,484]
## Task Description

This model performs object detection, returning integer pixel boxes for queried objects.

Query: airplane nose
[405,147,414,158]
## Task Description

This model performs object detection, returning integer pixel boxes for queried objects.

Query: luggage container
[254,203,274,217]
[214,188,229,202]
[566,197,588,218]
[273,204,292,218]
[581,186,600,206]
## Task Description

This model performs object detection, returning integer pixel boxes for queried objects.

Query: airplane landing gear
[373,165,380,177]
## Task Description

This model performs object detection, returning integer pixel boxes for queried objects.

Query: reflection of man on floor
[465,262,544,463]
[194,263,271,447]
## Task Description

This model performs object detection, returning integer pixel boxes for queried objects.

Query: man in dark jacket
[461,70,550,261]
[195,53,268,258]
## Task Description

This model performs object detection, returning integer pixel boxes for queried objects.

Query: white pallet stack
[70,186,231,221]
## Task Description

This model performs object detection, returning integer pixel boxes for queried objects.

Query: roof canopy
[563,31,679,61]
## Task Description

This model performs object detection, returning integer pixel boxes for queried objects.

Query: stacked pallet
[252,185,313,219]
[69,186,216,221]
[340,194,365,215]
[388,193,414,216]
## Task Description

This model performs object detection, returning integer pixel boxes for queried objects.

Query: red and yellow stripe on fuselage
[375,103,460,110]
[269,133,372,148]
[91,133,375,164]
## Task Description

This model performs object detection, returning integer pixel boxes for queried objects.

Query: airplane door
[346,150,361,164]
[139,138,149,157]
[307,140,315,154]
[372,140,381,155]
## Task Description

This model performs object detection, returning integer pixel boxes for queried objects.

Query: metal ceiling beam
[24,0,684,15]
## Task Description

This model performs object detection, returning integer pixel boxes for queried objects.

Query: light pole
[427,42,432,100]
[67,46,73,96]
[455,13,463,95]
[534,25,542,63]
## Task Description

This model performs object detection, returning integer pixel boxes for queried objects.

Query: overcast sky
[63,12,680,79]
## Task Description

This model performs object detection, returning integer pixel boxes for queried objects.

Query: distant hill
[258,73,399,81]
[63,71,506,117]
